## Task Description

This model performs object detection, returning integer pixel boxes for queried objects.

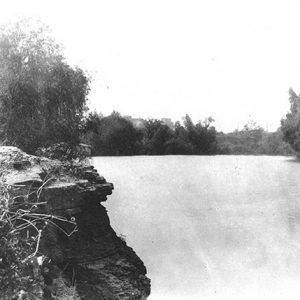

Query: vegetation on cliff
[0,171,78,299]
[0,184,43,299]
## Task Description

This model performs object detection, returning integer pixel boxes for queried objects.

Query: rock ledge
[0,146,150,299]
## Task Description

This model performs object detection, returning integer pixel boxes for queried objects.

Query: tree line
[80,112,294,156]
[81,112,218,155]
[217,121,293,156]
[0,19,298,157]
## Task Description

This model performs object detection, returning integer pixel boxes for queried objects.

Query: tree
[240,120,264,153]
[182,114,218,154]
[260,130,293,155]
[143,119,164,141]
[281,88,300,155]
[81,111,103,154]
[165,121,194,154]
[0,19,90,152]
[143,119,173,155]
[82,112,143,155]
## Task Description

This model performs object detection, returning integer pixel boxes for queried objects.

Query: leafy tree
[82,112,143,155]
[217,120,263,155]
[143,119,173,155]
[165,121,194,154]
[183,115,218,154]
[240,120,264,153]
[217,119,293,155]
[281,88,300,155]
[143,119,164,141]
[0,19,89,153]
[260,130,293,155]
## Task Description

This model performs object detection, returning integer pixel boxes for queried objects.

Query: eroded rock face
[0,146,150,299]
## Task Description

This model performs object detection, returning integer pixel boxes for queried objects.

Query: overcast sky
[1,0,300,132]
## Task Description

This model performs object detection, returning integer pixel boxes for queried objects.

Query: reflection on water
[92,155,300,300]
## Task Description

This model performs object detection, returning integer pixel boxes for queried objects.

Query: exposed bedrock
[0,146,150,299]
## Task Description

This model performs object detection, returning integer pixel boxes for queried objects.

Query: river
[92,155,300,300]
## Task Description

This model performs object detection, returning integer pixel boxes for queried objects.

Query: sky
[1,0,300,132]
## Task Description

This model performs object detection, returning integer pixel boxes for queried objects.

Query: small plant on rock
[0,180,77,299]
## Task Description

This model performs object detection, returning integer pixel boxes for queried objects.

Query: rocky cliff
[0,146,150,299]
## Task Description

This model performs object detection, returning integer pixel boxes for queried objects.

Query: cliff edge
[0,146,150,299]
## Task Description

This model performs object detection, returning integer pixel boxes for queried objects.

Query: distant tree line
[81,112,218,155]
[218,120,293,156]
[80,112,293,156]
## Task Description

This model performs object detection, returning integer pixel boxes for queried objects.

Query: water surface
[92,155,300,300]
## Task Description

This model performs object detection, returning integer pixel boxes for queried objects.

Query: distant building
[132,118,146,129]
[161,118,174,129]
[125,115,174,130]
[124,116,146,129]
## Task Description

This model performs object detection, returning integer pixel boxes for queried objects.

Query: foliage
[81,112,219,155]
[82,111,143,156]
[217,120,264,154]
[0,19,90,153]
[217,120,293,155]
[81,110,294,156]
[281,88,300,155]
[0,180,77,299]
[143,119,173,155]
[0,184,43,299]
[259,130,293,155]
[183,115,218,154]
[36,142,91,161]
[164,121,194,154]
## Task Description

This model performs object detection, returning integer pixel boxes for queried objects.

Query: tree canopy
[281,88,300,155]
[0,19,90,153]
[82,111,143,156]
[81,113,221,156]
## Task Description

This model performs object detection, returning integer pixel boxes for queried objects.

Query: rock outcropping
[0,146,150,299]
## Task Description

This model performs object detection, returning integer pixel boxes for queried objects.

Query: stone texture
[0,146,150,299]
